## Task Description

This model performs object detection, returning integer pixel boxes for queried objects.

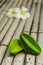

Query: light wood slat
[11,0,19,8]
[0,12,6,22]
[0,17,8,32]
[25,33,37,65]
[2,18,24,65]
[0,19,19,64]
[12,20,25,39]
[20,30,36,65]
[0,46,7,63]
[0,0,19,33]
[39,6,43,32]
[0,0,18,21]
[26,54,35,65]
[0,0,10,20]
[1,0,14,13]
[1,1,23,65]
[1,57,13,65]
[11,0,22,9]
[1,50,13,65]
[0,0,6,7]
[0,0,10,12]
[0,0,2,2]
[16,0,23,8]
[42,0,43,5]
[36,33,43,65]
[0,19,13,42]
[0,0,18,13]
[13,53,25,65]
[22,0,27,6]
[27,0,32,11]
[0,0,21,23]
[38,0,42,3]
[24,4,36,32]
[12,0,28,39]
[33,0,38,3]
[31,33,37,40]
[0,0,18,16]
[2,0,28,65]
[1,5,26,65]
[3,0,14,11]
[0,0,14,13]
[31,2,41,32]
[1,0,18,19]
[0,0,12,13]
[1,19,19,45]
[0,0,22,41]
[11,25,28,65]
[6,0,27,64]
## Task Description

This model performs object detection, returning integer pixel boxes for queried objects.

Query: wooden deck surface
[0,0,43,65]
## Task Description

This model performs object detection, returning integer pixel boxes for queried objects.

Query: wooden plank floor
[0,0,43,65]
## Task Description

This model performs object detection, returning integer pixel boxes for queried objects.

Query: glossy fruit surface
[8,39,23,54]
[20,33,41,55]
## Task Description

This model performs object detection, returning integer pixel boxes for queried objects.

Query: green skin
[8,33,41,55]
[20,33,41,55]
[8,39,23,54]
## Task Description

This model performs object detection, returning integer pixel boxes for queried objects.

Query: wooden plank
[0,0,6,7]
[1,13,26,65]
[1,49,13,65]
[11,21,27,65]
[0,0,21,21]
[26,54,35,65]
[39,6,43,32]
[1,57,13,65]
[1,50,13,65]
[31,2,41,32]
[13,27,36,65]
[31,33,37,40]
[24,4,36,32]
[38,0,42,3]
[0,0,10,12]
[13,53,25,65]
[22,0,27,6]
[0,0,15,21]
[27,0,32,11]
[1,0,24,45]
[36,33,43,65]
[42,0,43,5]
[2,53,25,65]
[11,0,28,39]
[1,1,28,65]
[0,0,19,23]
[26,33,37,65]
[3,0,14,11]
[12,32,27,65]
[11,0,19,8]
[1,19,19,45]
[33,0,38,3]
[0,0,11,13]
[1,0,14,11]
[0,0,19,33]
[0,17,8,33]
[13,20,25,39]
[0,1,23,64]
[0,46,7,63]
[0,19,13,42]
[0,12,6,22]
[16,0,23,8]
